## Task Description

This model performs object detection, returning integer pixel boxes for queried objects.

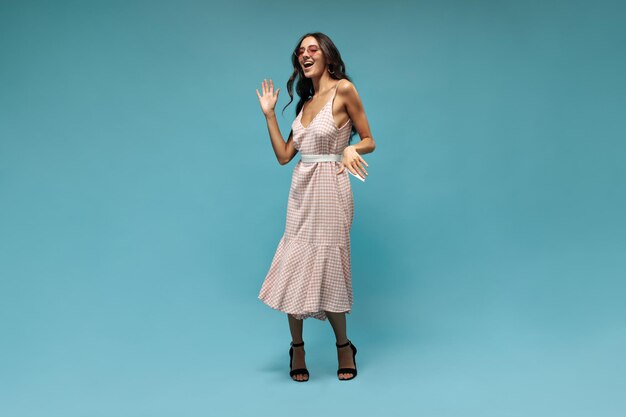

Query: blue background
[1,0,625,415]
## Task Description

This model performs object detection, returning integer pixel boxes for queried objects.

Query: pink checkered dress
[258,80,354,321]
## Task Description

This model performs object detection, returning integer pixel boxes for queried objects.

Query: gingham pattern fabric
[259,80,354,321]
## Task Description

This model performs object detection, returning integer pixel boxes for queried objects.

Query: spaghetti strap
[334,79,342,93]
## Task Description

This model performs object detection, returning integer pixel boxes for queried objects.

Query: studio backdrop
[1,0,624,416]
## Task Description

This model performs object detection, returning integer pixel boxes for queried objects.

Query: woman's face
[297,36,326,78]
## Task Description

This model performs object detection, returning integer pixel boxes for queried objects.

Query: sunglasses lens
[295,46,319,57]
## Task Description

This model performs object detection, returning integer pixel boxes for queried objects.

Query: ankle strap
[336,340,351,348]
[291,341,304,347]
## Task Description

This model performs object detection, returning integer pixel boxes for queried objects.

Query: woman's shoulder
[336,78,356,94]
[336,78,353,87]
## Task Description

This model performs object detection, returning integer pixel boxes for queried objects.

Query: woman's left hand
[337,145,368,178]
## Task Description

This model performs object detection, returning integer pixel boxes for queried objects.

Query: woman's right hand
[256,78,280,116]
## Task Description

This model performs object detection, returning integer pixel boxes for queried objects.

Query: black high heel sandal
[289,341,309,382]
[336,339,357,380]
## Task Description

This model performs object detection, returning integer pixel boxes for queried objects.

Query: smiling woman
[255,31,376,383]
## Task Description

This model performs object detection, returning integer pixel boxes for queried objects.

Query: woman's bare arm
[257,79,298,165]
[263,111,298,165]
[337,80,376,178]
[341,80,376,155]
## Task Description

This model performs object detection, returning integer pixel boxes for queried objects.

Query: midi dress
[258,80,354,321]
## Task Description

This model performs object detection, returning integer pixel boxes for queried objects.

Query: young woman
[255,32,376,382]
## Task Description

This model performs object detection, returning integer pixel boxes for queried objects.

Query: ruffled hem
[258,235,353,321]
[258,295,352,321]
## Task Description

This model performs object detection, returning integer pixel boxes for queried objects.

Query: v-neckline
[298,85,338,129]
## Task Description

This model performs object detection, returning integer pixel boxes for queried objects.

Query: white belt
[300,154,342,163]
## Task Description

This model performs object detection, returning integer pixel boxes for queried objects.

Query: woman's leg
[287,314,308,381]
[325,311,356,380]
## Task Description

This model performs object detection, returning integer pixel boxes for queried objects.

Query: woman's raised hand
[256,78,280,116]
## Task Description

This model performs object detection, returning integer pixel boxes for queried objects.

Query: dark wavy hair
[282,32,357,143]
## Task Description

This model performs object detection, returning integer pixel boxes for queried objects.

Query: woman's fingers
[257,79,279,109]
[259,79,279,98]
[356,156,369,176]
[263,78,273,95]
[348,165,362,178]
[341,161,360,178]
[337,161,369,179]
[269,79,279,97]
[351,160,368,177]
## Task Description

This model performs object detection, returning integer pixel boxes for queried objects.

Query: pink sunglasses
[294,45,320,58]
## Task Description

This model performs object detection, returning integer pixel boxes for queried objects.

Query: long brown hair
[282,32,357,143]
